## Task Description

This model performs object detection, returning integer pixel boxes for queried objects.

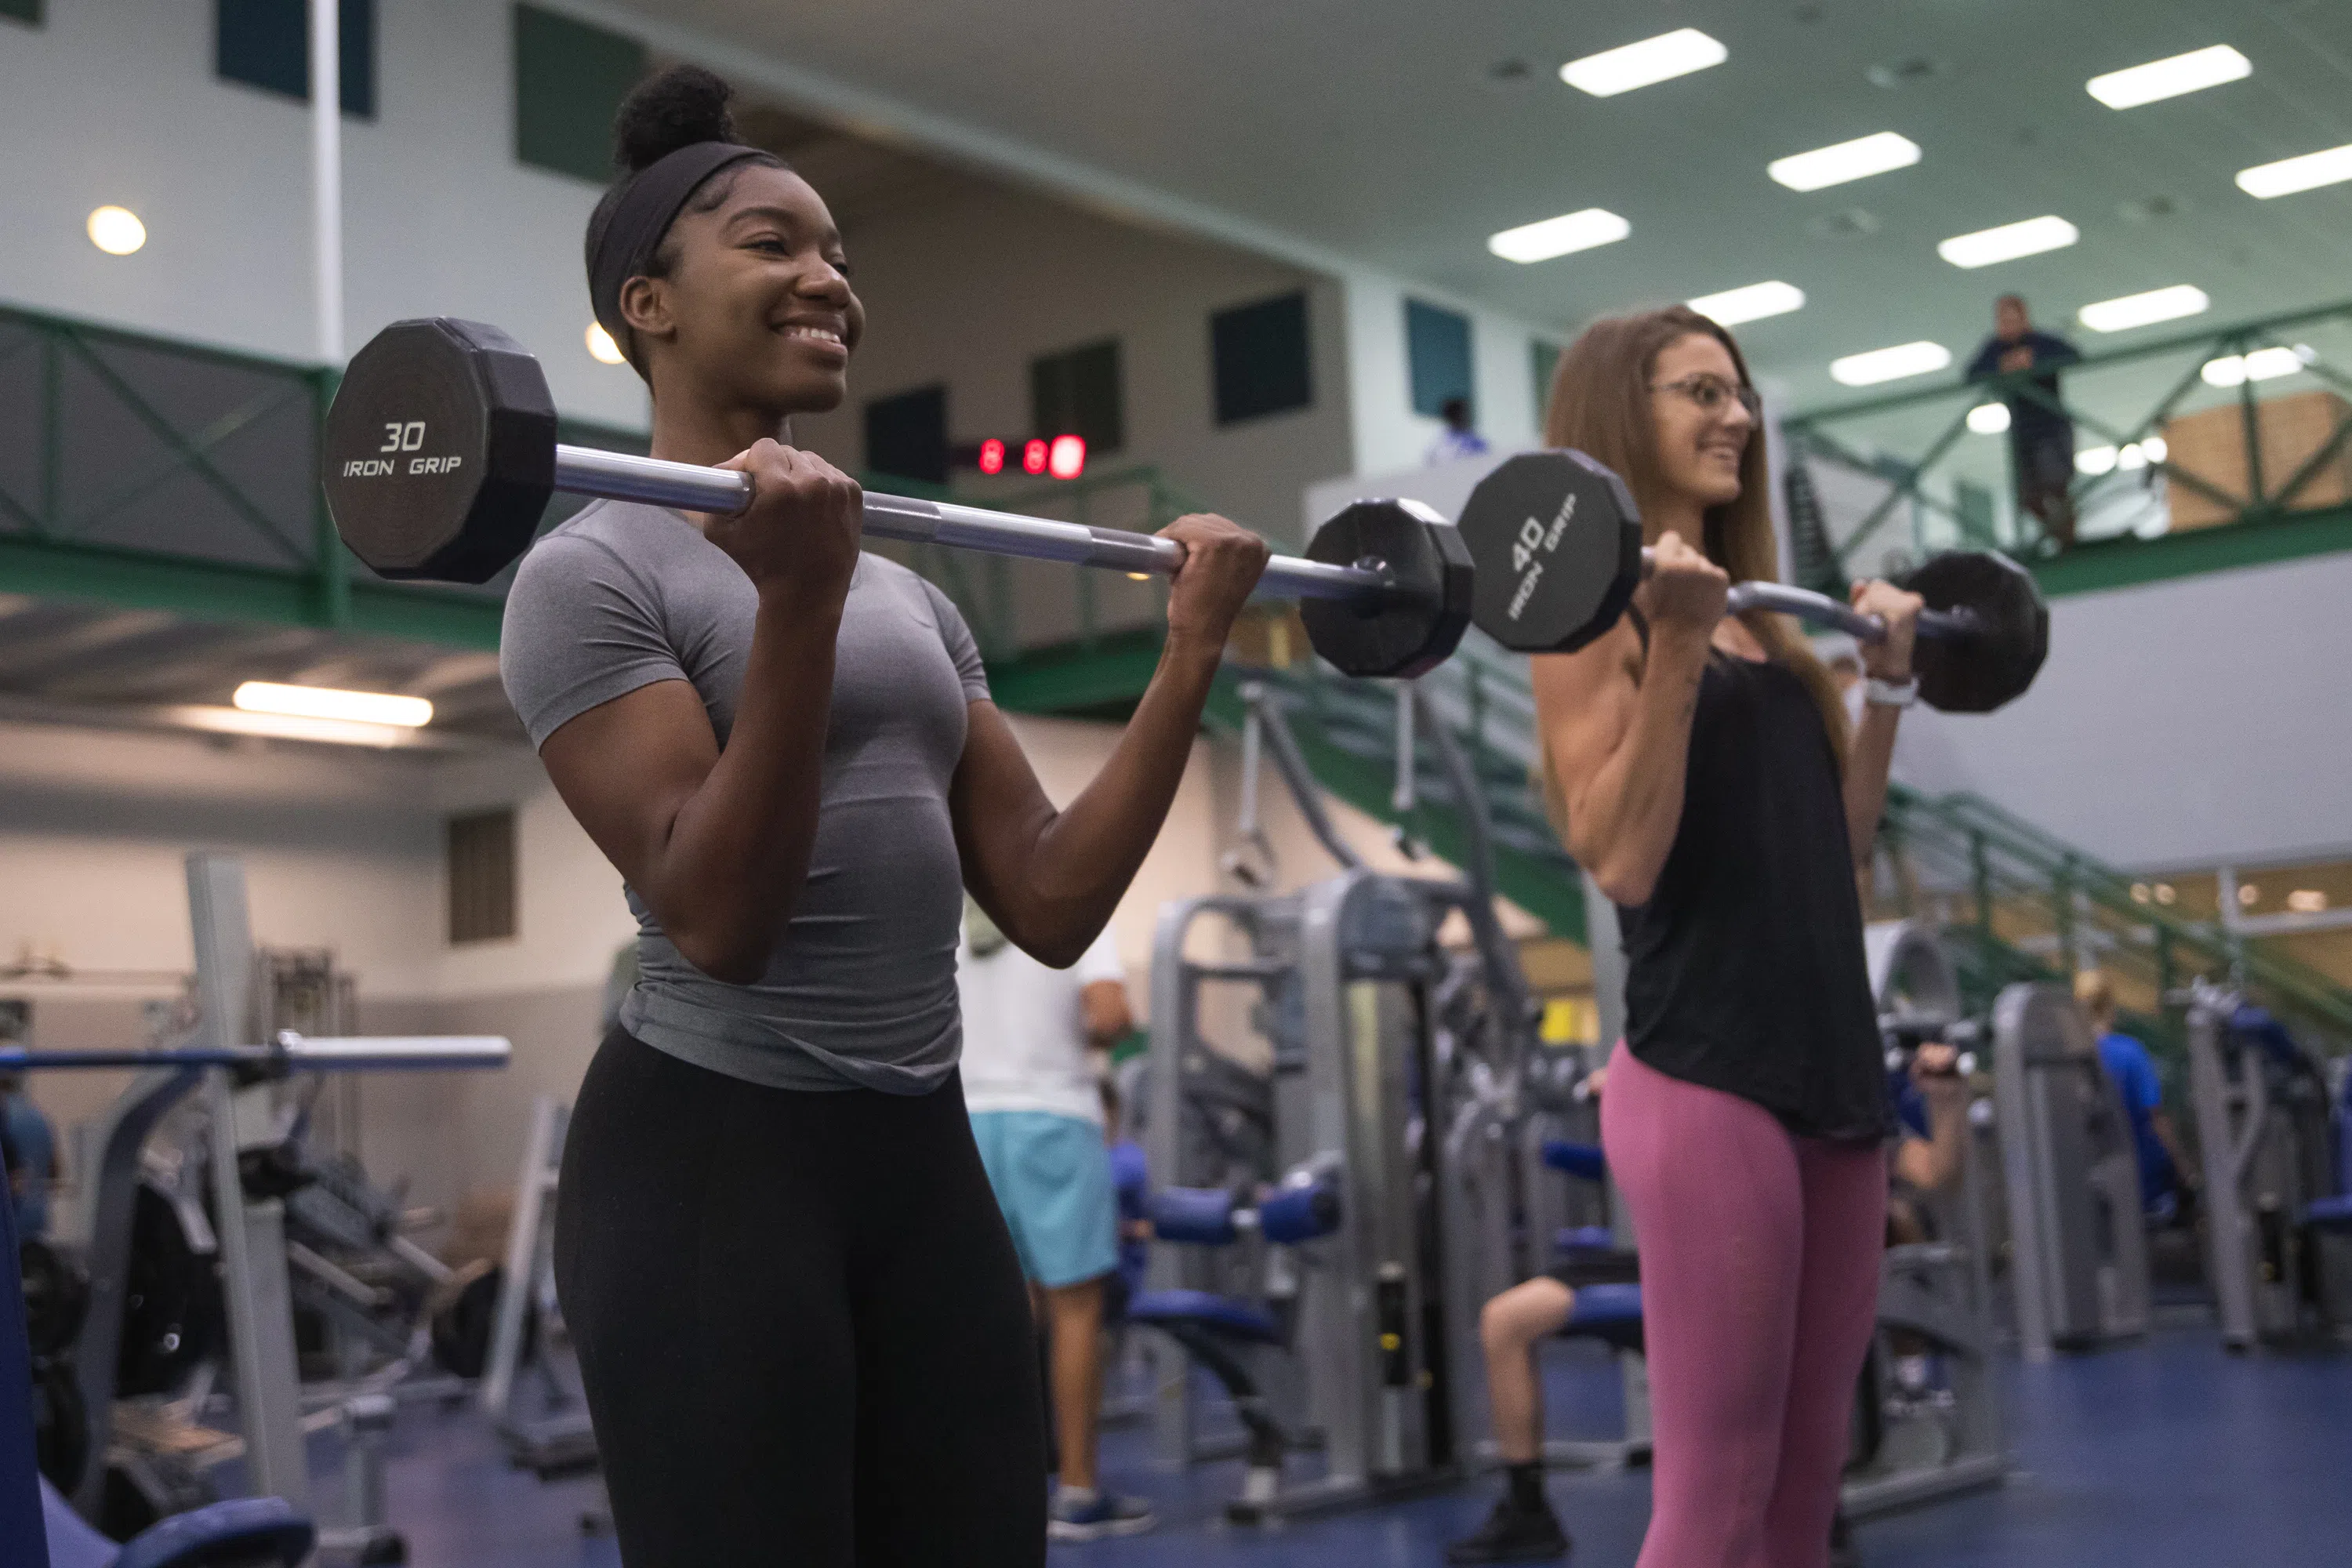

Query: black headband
[587,141,764,350]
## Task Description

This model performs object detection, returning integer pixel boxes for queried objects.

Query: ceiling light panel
[2237,143,2352,199]
[1686,281,1806,326]
[233,681,433,728]
[1831,341,1951,387]
[1560,29,1726,97]
[1936,216,2078,268]
[2086,45,2251,109]
[2078,285,2209,332]
[1487,209,1631,263]
[1767,132,1922,193]
[1966,403,2011,434]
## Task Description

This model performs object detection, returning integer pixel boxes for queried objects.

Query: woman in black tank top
[1523,309,1922,1568]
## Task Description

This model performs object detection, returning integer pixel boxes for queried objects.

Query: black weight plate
[20,1236,88,1356]
[322,318,559,583]
[117,1182,222,1398]
[1457,451,1643,655]
[1900,550,2048,713]
[1300,500,1475,678]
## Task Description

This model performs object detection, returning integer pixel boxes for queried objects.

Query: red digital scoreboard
[959,435,1086,480]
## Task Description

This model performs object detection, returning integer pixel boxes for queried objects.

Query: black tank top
[1615,645,1890,1142]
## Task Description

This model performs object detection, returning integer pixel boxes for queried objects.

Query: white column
[310,0,344,363]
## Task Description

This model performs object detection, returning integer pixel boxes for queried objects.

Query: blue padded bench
[1125,1288,1286,1345]
[1542,1139,1607,1182]
[1561,1283,1645,1353]
[42,1478,313,1568]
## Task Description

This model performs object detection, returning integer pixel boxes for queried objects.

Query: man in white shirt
[956,898,1153,1541]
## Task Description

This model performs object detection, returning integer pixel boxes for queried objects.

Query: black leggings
[554,1028,1047,1566]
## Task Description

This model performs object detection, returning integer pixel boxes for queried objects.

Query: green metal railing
[1783,298,2352,593]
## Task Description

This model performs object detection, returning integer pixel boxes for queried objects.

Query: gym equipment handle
[0,1033,512,1073]
[557,445,1400,604]
[1637,549,1979,643]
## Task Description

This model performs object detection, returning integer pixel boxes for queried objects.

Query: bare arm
[1530,531,1726,907]
[953,514,1267,966]
[536,442,862,984]
[1081,978,1134,1049]
[1839,578,1925,864]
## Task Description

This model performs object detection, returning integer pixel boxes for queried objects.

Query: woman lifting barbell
[1512,308,1921,1568]
[502,66,1266,1566]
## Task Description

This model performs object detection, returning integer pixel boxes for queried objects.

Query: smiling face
[1647,332,1755,513]
[619,162,865,418]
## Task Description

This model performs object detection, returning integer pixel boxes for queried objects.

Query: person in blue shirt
[1965,296,2082,551]
[1425,396,1492,466]
[0,1073,58,1240]
[2074,970,2187,1219]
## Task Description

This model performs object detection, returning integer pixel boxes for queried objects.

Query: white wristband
[1865,674,1920,710]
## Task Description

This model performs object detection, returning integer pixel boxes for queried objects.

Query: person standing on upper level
[1966,296,2082,551]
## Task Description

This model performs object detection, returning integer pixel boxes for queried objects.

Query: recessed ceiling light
[1936,216,2078,268]
[1830,341,1951,387]
[233,681,433,728]
[1768,132,1921,192]
[2078,285,2209,332]
[2201,346,2310,387]
[1560,29,1726,97]
[2087,45,2251,109]
[586,322,626,365]
[2287,889,2328,914]
[1486,209,1631,263]
[1966,402,2011,434]
[1686,281,1806,326]
[2236,143,2352,199]
[2076,445,2119,476]
[86,205,147,256]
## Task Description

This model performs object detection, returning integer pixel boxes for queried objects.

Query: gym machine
[1990,981,2151,1359]
[2182,980,2352,1350]
[1135,681,1534,1521]
[5,852,509,1557]
[1842,922,2007,1518]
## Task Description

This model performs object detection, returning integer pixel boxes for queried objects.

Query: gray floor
[343,1324,2351,1567]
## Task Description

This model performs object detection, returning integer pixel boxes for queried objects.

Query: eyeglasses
[1650,374,1762,421]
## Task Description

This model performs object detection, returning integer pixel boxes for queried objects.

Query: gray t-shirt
[499,499,990,1094]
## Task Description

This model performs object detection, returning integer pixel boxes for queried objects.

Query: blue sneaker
[1048,1488,1156,1541]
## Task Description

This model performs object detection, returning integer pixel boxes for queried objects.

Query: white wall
[1337,271,1552,481]
[787,176,1352,546]
[1894,550,2352,873]
[0,0,649,424]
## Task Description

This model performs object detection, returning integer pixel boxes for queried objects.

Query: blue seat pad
[1126,1288,1286,1345]
[117,1497,315,1568]
[1565,1283,1643,1330]
[1542,1140,1607,1181]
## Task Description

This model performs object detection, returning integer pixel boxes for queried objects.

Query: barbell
[1454,451,2048,712]
[318,321,2043,708]
[321,319,1474,681]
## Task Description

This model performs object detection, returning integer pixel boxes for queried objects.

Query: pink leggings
[1600,1045,1886,1568]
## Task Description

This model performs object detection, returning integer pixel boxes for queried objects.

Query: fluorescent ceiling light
[2078,285,2209,333]
[2201,346,2310,387]
[2086,45,2251,109]
[2142,435,2169,463]
[1767,132,1921,193]
[233,681,432,728]
[86,205,147,256]
[1686,281,1806,326]
[2076,445,2119,476]
[2236,143,2352,199]
[1830,341,1951,387]
[1936,216,2078,269]
[586,323,626,365]
[1966,402,2011,435]
[1560,29,1726,96]
[1487,209,1631,263]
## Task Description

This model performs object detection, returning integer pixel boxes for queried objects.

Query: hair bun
[613,64,742,172]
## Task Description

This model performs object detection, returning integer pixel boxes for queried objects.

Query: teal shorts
[968,1111,1119,1289]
